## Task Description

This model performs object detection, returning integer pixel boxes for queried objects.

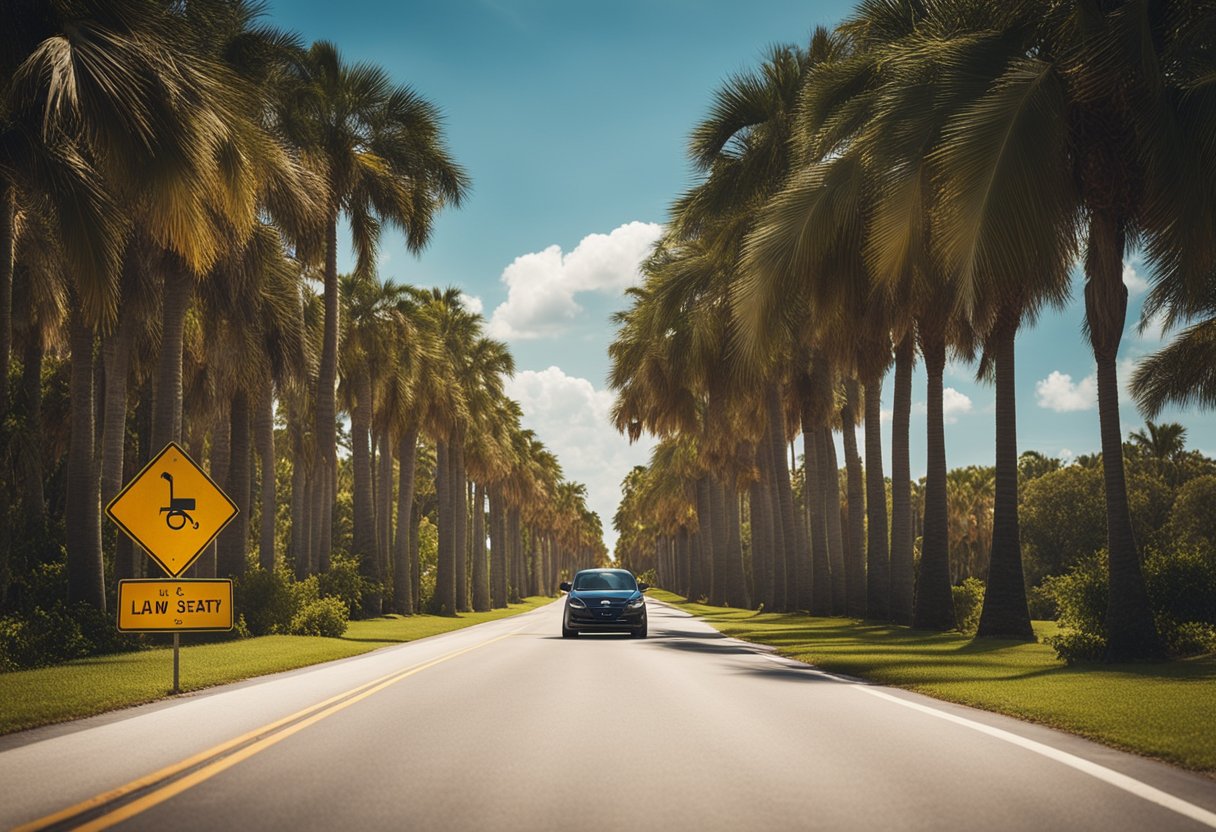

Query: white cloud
[1059,448,1075,463]
[1122,260,1148,295]
[459,293,484,315]
[1035,360,1138,412]
[911,387,973,424]
[504,366,655,555]
[488,221,663,340]
[1035,370,1097,412]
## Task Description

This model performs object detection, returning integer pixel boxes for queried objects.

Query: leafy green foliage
[951,578,984,634]
[317,553,368,618]
[1167,475,1216,550]
[288,597,349,637]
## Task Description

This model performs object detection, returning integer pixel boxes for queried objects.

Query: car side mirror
[559,581,572,592]
[638,582,649,592]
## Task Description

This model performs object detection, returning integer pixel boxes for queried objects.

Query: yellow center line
[15,628,521,832]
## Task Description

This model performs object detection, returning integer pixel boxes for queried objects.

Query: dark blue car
[559,568,648,638]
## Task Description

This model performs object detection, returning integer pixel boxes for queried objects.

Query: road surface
[2,598,1215,831]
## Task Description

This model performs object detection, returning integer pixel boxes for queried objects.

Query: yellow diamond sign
[106,442,238,577]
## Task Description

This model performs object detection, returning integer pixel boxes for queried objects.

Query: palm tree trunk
[804,416,832,616]
[823,426,846,614]
[410,485,421,608]
[1085,212,1163,660]
[913,333,955,630]
[152,258,192,452]
[508,505,522,603]
[695,477,714,602]
[489,486,506,607]
[889,334,915,624]
[315,211,340,577]
[377,429,393,593]
[352,370,379,613]
[435,440,455,613]
[393,427,418,614]
[750,444,773,610]
[255,384,276,573]
[291,445,308,580]
[763,428,792,610]
[841,379,867,617]
[0,182,13,420]
[453,436,469,611]
[863,373,890,620]
[976,318,1033,638]
[471,481,489,610]
[100,316,134,514]
[218,390,251,579]
[724,480,750,608]
[66,310,104,608]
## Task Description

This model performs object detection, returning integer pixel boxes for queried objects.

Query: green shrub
[1144,545,1216,627]
[289,597,349,637]
[1159,621,1216,657]
[1043,630,1107,665]
[317,553,366,617]
[236,568,298,636]
[1026,583,1057,620]
[0,604,90,671]
[1040,553,1108,635]
[952,577,985,634]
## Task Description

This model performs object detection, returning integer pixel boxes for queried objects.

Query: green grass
[650,590,1216,772]
[0,597,553,736]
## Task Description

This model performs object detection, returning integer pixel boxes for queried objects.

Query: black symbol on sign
[160,472,199,530]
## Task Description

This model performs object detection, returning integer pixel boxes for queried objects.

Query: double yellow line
[15,630,518,831]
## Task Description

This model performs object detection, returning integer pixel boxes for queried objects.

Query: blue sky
[269,0,1215,551]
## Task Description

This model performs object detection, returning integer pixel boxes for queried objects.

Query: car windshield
[573,572,637,591]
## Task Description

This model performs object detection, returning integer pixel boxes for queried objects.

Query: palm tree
[912,0,1216,657]
[278,41,469,575]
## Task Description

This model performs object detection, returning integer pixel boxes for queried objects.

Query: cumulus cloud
[459,293,484,315]
[504,366,655,554]
[488,221,663,340]
[1122,260,1148,295]
[1035,360,1138,412]
[1035,370,1097,412]
[912,387,973,424]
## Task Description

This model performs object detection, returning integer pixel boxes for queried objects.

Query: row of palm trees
[609,0,1216,661]
[0,0,605,622]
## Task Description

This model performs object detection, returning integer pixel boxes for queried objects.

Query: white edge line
[754,652,1216,829]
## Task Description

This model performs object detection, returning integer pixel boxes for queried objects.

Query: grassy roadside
[0,596,554,736]
[650,589,1216,772]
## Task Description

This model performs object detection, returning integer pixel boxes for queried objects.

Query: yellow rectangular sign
[117,579,234,633]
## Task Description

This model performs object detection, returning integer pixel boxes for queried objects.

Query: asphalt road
[3,598,1216,831]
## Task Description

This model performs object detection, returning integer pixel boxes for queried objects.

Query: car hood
[569,589,640,603]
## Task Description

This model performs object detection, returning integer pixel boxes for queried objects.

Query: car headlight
[627,596,645,609]
[568,597,587,609]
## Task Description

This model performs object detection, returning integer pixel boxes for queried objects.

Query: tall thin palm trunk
[377,430,393,592]
[763,431,787,611]
[291,444,308,580]
[805,418,832,615]
[914,334,955,630]
[889,334,915,625]
[100,315,134,512]
[66,310,104,608]
[218,390,251,580]
[723,479,751,609]
[508,505,522,602]
[255,385,276,573]
[767,385,800,611]
[695,477,714,601]
[823,426,846,614]
[453,436,469,612]
[435,440,455,613]
[489,486,506,607]
[863,373,890,620]
[351,370,379,613]
[472,481,490,611]
[152,259,192,453]
[841,379,866,617]
[314,212,340,575]
[977,318,1033,638]
[1086,213,1163,660]
[750,442,774,610]
[393,427,418,614]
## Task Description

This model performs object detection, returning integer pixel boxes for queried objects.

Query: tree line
[608,0,1216,662]
[0,0,607,661]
